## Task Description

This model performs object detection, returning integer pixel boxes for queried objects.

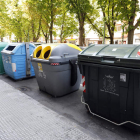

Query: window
[117,26,121,31]
[135,39,140,43]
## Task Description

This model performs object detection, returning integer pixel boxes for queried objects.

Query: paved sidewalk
[0,80,99,140]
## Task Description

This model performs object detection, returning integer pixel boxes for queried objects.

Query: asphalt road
[0,74,140,140]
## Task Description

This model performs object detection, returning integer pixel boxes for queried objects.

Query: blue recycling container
[1,43,35,80]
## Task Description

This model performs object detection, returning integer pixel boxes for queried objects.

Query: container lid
[97,44,137,58]
[81,44,108,56]
[1,43,35,55]
[78,44,140,69]
[80,44,138,58]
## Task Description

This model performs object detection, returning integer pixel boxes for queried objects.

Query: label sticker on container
[137,49,140,56]
[100,75,118,96]
[38,63,43,72]
[120,73,126,82]
[38,72,46,79]
[12,63,16,72]
[112,48,117,51]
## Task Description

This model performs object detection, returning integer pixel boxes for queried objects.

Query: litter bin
[78,44,140,132]
[0,42,8,74]
[31,43,82,97]
[1,43,35,80]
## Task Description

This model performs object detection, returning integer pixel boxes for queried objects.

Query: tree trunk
[32,19,41,42]
[128,29,134,44]
[110,30,114,44]
[50,0,53,43]
[45,35,48,43]
[60,27,63,43]
[33,37,38,42]
[106,24,114,44]
[79,21,85,46]
[19,37,22,42]
[49,14,53,43]
[60,37,62,43]
[60,24,64,43]
[49,29,53,43]
[49,19,53,43]
[60,12,66,43]
[110,36,113,44]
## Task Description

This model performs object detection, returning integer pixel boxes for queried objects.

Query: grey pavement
[0,80,99,140]
[0,74,140,140]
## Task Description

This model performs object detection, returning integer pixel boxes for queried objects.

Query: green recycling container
[0,42,8,74]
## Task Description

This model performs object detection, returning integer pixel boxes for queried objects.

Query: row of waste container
[0,42,140,132]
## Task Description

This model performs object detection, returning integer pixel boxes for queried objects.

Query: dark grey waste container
[78,44,140,132]
[31,43,82,97]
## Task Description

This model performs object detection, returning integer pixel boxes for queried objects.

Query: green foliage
[117,0,140,30]
[118,0,139,22]
[116,0,140,43]
[86,0,103,37]
[56,2,78,42]
[66,0,94,45]
[29,0,63,42]
[97,0,120,43]
[0,0,9,40]
[66,0,92,21]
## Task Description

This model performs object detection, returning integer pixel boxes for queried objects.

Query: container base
[0,72,5,75]
[39,87,79,98]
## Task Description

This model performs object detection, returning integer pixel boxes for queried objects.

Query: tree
[58,14,78,43]
[26,0,42,42]
[0,0,10,42]
[30,0,62,43]
[41,19,49,43]
[3,0,30,42]
[66,0,93,46]
[97,0,119,44]
[85,0,110,41]
[56,3,78,43]
[118,0,140,44]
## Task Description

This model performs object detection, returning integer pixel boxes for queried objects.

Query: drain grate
[17,86,31,92]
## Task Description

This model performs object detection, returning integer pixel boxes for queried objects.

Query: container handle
[101,56,115,63]
[81,95,140,126]
[25,43,31,76]
[63,53,69,57]
[69,59,78,86]
[101,56,116,59]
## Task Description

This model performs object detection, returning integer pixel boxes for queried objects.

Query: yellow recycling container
[31,43,82,97]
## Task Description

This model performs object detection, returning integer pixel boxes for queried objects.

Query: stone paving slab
[0,80,100,140]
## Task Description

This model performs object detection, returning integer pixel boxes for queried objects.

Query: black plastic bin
[78,44,140,132]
